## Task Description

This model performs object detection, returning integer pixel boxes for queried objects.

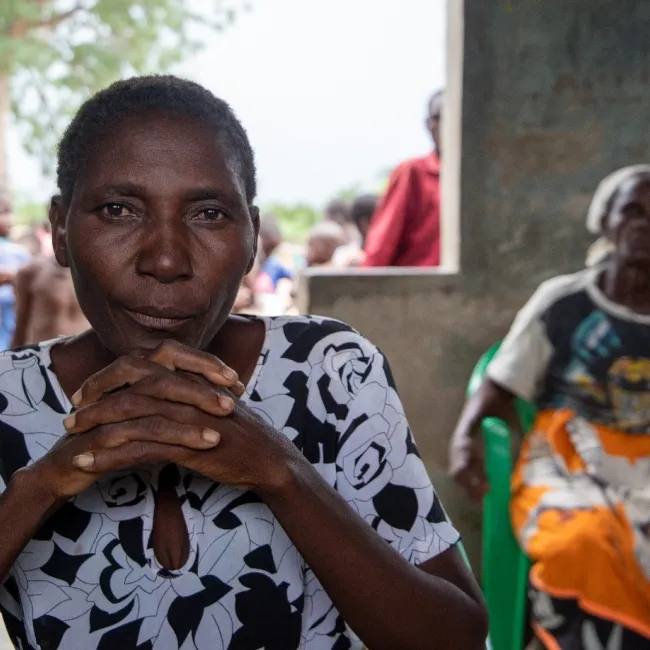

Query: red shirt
[363,152,440,267]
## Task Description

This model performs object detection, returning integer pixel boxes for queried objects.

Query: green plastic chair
[467,342,534,650]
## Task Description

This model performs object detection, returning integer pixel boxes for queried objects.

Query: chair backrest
[467,343,533,650]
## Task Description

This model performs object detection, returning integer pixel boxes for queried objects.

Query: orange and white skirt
[511,409,650,649]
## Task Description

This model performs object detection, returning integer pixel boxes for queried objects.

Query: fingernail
[202,429,220,445]
[222,366,238,381]
[219,395,233,411]
[73,453,94,470]
[71,390,82,406]
[63,413,76,430]
[236,381,245,393]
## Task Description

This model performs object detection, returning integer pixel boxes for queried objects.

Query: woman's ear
[49,195,69,268]
[246,206,261,274]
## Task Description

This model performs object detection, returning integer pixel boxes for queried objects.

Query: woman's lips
[123,308,194,332]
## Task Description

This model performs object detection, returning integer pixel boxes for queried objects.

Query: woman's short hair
[56,75,257,205]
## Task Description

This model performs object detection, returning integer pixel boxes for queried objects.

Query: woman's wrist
[11,463,67,515]
[254,451,314,504]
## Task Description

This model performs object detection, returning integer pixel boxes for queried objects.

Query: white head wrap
[586,164,650,234]
[584,165,650,267]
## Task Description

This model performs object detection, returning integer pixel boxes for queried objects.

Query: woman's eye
[101,203,133,218]
[196,208,227,222]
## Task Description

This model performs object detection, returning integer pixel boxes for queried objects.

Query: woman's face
[605,173,650,266]
[50,110,258,355]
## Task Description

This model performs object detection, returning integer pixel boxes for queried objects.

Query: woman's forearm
[0,466,62,581]
[453,378,515,441]
[260,460,487,650]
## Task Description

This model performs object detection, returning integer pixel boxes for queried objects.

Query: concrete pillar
[460,0,650,287]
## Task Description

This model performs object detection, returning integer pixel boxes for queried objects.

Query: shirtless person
[11,255,89,347]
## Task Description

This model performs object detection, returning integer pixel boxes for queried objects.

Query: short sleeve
[487,281,558,401]
[322,334,460,564]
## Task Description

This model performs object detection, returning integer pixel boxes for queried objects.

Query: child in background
[305,221,346,268]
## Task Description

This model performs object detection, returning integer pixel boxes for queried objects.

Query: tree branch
[8,3,85,38]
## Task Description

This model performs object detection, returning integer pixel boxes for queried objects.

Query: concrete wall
[301,0,650,567]
[461,0,650,285]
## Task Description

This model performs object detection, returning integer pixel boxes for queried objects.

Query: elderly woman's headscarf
[585,164,650,266]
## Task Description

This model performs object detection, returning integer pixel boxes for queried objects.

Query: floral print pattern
[0,316,458,649]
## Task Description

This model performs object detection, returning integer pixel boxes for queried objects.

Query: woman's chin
[618,249,650,267]
[96,327,206,357]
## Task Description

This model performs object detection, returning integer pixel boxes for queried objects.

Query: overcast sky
[8,0,446,207]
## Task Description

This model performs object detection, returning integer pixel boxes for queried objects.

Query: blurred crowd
[0,192,88,350]
[234,89,444,316]
[232,193,379,316]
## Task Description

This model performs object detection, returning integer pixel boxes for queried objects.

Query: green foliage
[335,183,363,202]
[334,168,390,203]
[13,197,47,225]
[264,202,322,244]
[0,0,248,178]
[374,167,391,194]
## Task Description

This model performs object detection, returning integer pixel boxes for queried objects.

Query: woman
[0,76,487,650]
[450,166,650,649]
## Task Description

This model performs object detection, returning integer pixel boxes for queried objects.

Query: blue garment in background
[261,256,292,289]
[0,239,31,349]
[0,302,16,350]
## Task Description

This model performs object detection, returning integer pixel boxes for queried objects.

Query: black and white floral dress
[0,315,459,650]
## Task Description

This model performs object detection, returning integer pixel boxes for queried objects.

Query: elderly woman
[0,77,486,650]
[450,166,650,649]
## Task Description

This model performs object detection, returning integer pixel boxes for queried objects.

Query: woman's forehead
[94,110,227,163]
[80,111,246,200]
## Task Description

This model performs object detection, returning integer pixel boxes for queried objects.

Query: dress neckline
[586,266,650,325]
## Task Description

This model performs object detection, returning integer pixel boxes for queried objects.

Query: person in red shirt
[363,90,443,267]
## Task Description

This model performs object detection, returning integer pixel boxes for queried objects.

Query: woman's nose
[135,220,193,283]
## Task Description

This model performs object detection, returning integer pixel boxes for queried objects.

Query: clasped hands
[38,340,300,501]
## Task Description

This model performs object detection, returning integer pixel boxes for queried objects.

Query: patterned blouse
[0,315,458,650]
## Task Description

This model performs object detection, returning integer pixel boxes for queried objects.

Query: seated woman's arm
[449,278,564,503]
[449,379,516,503]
